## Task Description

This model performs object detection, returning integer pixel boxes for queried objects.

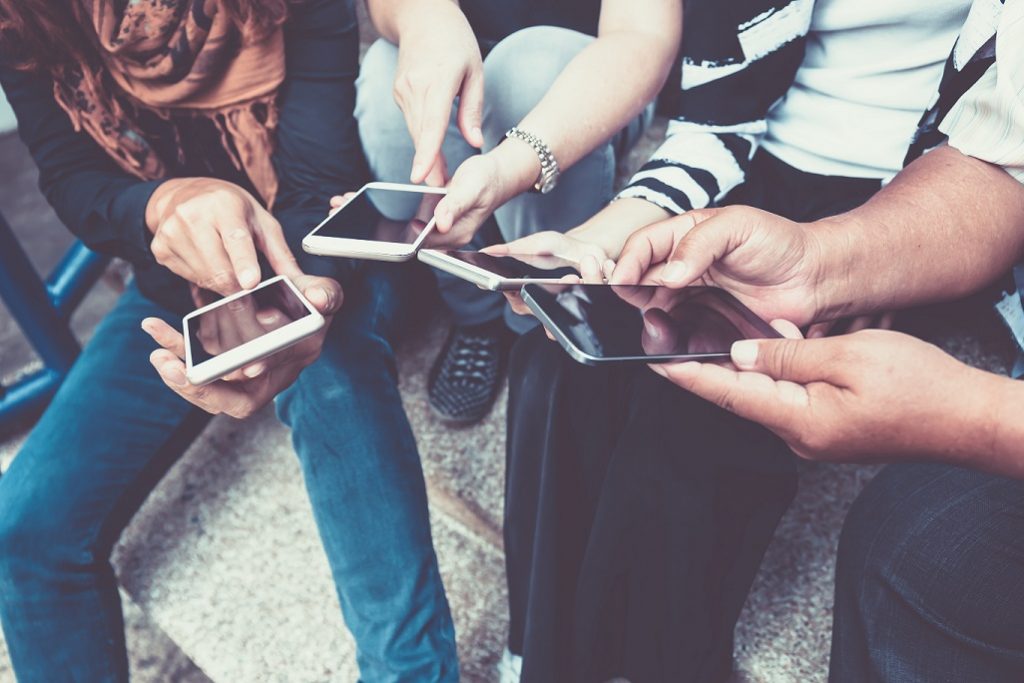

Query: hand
[610,206,827,327]
[654,328,988,462]
[392,1,483,186]
[146,177,301,295]
[484,230,608,316]
[141,275,343,419]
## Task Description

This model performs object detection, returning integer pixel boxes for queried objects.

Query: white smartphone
[302,182,447,262]
[417,249,579,290]
[183,275,325,385]
[520,283,781,366]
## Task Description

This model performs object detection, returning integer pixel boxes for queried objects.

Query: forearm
[812,145,1024,320]
[942,367,1024,480]
[571,197,671,257]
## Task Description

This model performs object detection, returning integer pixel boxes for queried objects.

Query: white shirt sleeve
[939,2,1024,183]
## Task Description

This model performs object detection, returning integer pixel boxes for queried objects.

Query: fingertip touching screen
[309,188,443,244]
[524,284,781,361]
[187,280,310,365]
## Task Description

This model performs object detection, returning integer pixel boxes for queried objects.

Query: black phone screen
[523,283,781,361]
[187,280,310,364]
[309,188,443,244]
[443,251,578,280]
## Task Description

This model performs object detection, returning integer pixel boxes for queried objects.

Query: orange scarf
[54,0,285,205]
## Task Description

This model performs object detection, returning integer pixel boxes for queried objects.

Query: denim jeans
[830,462,1024,682]
[0,270,457,683]
[355,26,653,332]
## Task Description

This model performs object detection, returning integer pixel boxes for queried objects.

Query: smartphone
[520,283,781,365]
[302,182,446,262]
[417,249,578,290]
[183,275,325,385]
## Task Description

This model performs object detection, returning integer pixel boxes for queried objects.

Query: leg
[831,463,1024,683]
[276,263,458,683]
[505,330,797,683]
[0,283,207,683]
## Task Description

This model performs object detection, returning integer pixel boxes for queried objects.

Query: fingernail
[471,127,483,143]
[244,363,264,378]
[162,363,188,387]
[661,262,688,284]
[140,319,154,334]
[239,268,259,287]
[410,161,425,180]
[643,318,662,340]
[603,259,616,280]
[731,340,759,370]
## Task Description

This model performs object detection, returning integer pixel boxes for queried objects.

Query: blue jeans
[830,462,1024,682]
[355,27,653,332]
[0,271,457,682]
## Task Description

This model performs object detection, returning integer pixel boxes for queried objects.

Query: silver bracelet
[505,127,560,194]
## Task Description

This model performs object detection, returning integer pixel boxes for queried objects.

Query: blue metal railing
[0,210,109,432]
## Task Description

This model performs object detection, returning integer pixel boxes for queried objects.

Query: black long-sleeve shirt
[1,0,368,314]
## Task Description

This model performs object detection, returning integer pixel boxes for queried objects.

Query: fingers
[609,211,708,286]
[217,222,260,290]
[657,209,735,287]
[807,320,835,339]
[729,337,838,384]
[579,254,605,283]
[411,84,459,184]
[254,211,302,280]
[503,290,533,317]
[457,66,485,148]
[657,360,809,427]
[141,318,187,358]
[149,348,258,417]
[293,275,344,316]
[422,156,449,188]
[770,319,805,340]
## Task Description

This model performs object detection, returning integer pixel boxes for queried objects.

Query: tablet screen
[308,187,443,245]
[187,280,311,365]
[522,284,781,361]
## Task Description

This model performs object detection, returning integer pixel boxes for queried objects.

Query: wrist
[570,198,671,259]
[806,214,869,322]
[954,369,1024,478]
[393,0,462,40]
[489,140,542,200]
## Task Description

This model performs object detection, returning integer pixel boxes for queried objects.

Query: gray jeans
[355,26,653,331]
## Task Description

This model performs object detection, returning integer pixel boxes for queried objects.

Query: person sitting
[0,0,459,679]
[620,4,1024,678]
[491,0,975,679]
[353,0,681,424]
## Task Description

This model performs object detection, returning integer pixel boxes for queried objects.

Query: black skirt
[503,150,882,683]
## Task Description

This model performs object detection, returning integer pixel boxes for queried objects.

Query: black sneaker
[428,320,512,425]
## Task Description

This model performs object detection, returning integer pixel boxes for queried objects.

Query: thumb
[457,67,485,148]
[296,275,344,316]
[657,209,737,287]
[730,337,834,384]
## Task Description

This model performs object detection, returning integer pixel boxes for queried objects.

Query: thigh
[834,462,1024,682]
[0,284,207,557]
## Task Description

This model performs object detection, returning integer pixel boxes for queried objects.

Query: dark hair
[0,1,289,74]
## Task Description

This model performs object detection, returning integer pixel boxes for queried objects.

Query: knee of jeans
[483,26,591,135]
[0,485,90,584]
[355,39,415,186]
